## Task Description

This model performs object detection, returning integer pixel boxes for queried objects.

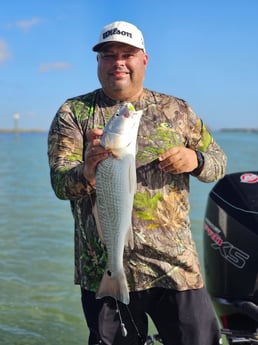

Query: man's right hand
[83,128,110,187]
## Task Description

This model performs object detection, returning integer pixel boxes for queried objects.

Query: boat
[203,171,258,344]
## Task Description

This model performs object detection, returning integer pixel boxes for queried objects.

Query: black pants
[81,287,221,345]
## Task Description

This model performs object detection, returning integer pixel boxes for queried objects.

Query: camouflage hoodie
[48,88,227,292]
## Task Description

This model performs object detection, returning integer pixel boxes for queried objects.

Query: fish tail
[96,270,130,305]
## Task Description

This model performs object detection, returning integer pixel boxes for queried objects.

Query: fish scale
[96,157,132,242]
[95,155,135,304]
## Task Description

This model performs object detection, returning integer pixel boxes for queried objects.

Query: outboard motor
[203,172,258,344]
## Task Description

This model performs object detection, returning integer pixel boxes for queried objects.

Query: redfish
[94,103,142,305]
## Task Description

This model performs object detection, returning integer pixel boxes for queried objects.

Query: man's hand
[158,146,198,174]
[83,128,110,187]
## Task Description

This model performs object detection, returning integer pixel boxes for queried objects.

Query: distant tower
[13,112,20,132]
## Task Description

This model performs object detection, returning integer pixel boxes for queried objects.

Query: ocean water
[0,131,257,345]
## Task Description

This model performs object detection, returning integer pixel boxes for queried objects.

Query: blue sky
[1,0,257,130]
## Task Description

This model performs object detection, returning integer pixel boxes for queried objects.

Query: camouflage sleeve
[48,102,92,200]
[186,104,227,182]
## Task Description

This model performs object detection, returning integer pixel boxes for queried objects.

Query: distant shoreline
[0,128,258,134]
[219,128,258,133]
[0,128,48,133]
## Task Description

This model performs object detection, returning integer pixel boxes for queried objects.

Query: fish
[94,103,142,305]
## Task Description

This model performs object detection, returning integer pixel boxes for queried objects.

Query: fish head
[101,103,142,154]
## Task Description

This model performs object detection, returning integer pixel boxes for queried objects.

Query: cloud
[16,17,42,30]
[4,17,42,31]
[39,62,72,73]
[0,39,11,65]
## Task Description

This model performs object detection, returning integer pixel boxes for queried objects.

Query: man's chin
[110,81,130,92]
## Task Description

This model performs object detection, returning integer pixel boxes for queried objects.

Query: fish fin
[128,159,137,194]
[92,202,105,243]
[96,270,130,305]
[125,226,134,250]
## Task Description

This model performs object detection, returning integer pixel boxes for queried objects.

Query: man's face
[97,42,148,101]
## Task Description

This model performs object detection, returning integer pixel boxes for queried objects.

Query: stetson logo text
[103,28,132,39]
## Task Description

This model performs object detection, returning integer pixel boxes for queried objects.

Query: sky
[0,0,257,130]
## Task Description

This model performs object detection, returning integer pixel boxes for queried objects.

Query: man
[48,21,226,345]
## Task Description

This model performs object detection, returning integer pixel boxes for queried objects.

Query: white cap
[92,21,145,52]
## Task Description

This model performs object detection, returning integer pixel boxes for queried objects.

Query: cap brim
[92,42,108,52]
[92,41,145,52]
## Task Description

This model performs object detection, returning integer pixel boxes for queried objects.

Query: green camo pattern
[48,88,227,292]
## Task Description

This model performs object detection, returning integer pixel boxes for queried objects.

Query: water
[0,133,85,345]
[0,131,258,345]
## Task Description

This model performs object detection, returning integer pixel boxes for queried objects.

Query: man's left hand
[158,147,198,174]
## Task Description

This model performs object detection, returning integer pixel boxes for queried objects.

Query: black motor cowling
[203,172,258,303]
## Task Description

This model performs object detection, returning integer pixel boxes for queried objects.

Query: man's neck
[102,88,144,103]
